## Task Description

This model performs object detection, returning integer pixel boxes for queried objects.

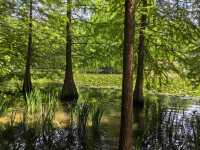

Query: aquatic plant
[0,94,8,115]
[91,102,104,131]
[77,102,91,133]
[40,93,58,131]
[9,111,17,127]
[24,89,58,131]
[25,89,43,115]
[74,96,105,132]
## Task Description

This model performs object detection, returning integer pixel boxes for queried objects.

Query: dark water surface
[0,88,200,150]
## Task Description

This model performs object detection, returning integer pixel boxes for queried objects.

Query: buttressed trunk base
[23,69,32,94]
[60,0,78,102]
[133,86,144,108]
[60,77,78,101]
[23,0,33,94]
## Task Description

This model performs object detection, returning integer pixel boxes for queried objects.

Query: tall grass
[26,90,43,115]
[24,89,58,131]
[91,103,104,131]
[0,94,8,115]
[0,90,106,149]
[77,102,91,134]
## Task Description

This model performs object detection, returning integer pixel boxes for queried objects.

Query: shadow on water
[0,88,200,149]
[133,107,145,149]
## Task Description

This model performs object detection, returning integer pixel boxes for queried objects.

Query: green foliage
[0,0,200,95]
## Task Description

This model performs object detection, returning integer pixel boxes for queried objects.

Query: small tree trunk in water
[119,0,135,149]
[23,0,33,94]
[133,0,147,108]
[61,0,78,101]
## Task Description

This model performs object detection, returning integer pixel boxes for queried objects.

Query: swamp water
[0,88,200,150]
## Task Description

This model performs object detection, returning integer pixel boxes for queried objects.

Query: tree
[133,0,147,108]
[23,0,33,94]
[119,0,135,149]
[61,0,78,101]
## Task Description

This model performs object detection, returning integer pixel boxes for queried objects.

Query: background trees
[0,0,200,149]
[0,1,199,95]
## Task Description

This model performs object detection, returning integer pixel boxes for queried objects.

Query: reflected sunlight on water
[0,89,200,149]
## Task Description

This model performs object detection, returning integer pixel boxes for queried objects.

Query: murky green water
[0,88,200,150]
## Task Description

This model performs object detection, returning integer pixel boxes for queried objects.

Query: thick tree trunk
[23,0,33,94]
[119,0,135,149]
[61,0,78,101]
[133,0,147,108]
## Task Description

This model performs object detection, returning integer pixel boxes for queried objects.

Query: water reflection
[2,125,85,150]
[139,95,200,150]
[0,89,200,149]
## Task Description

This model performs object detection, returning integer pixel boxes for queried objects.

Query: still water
[0,88,199,150]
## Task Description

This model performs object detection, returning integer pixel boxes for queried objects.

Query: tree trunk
[133,0,147,108]
[61,0,78,101]
[119,0,135,149]
[23,0,33,94]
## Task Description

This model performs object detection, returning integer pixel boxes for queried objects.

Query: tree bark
[23,0,33,94]
[61,0,78,101]
[133,0,147,108]
[119,0,135,149]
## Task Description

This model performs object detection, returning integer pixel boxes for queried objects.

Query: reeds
[0,89,106,149]
[0,94,8,115]
[91,102,104,131]
[25,89,58,131]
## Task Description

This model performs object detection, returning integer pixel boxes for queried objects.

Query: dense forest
[0,0,200,149]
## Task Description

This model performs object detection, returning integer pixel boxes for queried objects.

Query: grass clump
[91,100,104,131]
[25,89,58,130]
[0,94,9,115]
